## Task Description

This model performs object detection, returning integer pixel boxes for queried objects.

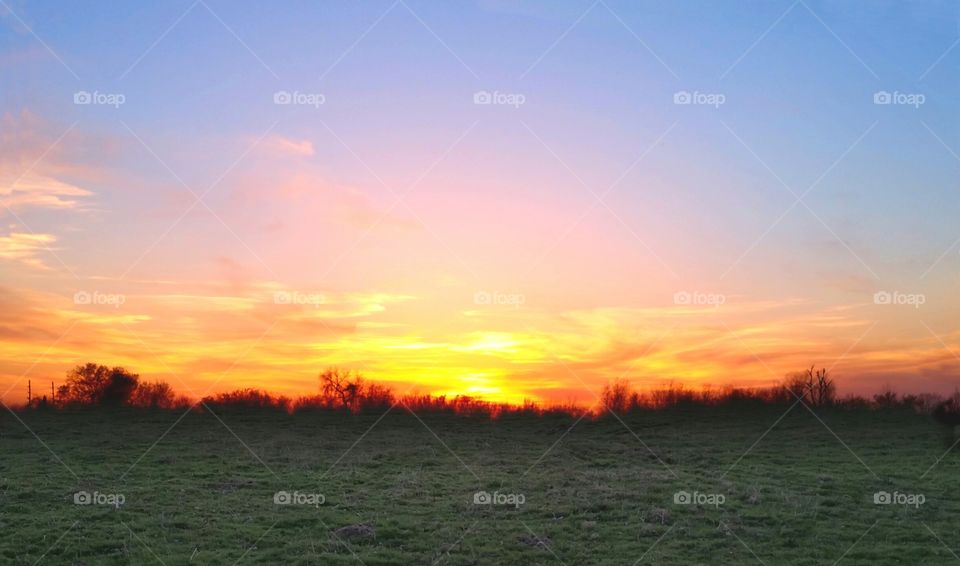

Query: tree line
[22,362,958,417]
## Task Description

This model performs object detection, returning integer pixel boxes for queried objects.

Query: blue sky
[2,0,960,401]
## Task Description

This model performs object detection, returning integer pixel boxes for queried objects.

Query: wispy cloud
[0,231,56,269]
[260,135,315,157]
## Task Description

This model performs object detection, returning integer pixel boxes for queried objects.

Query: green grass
[1,405,959,564]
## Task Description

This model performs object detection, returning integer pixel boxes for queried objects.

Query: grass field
[2,404,959,564]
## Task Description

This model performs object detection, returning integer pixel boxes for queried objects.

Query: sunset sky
[2,0,960,405]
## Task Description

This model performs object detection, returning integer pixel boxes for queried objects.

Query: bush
[57,363,140,407]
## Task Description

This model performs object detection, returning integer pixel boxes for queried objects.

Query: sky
[1,0,960,405]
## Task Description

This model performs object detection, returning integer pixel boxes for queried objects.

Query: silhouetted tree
[933,396,960,427]
[202,389,290,412]
[601,378,632,414]
[784,366,835,406]
[873,386,898,408]
[130,381,177,409]
[319,368,365,412]
[59,363,140,406]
